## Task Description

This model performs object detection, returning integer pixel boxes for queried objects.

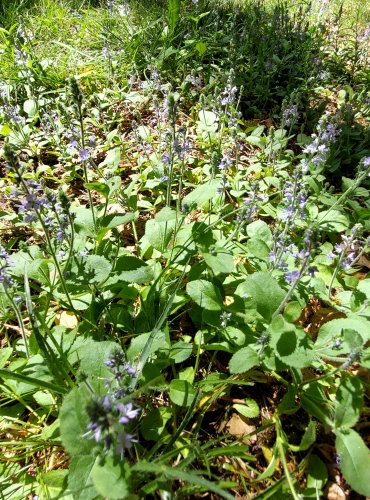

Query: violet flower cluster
[219,76,241,131]
[85,350,140,460]
[302,116,341,169]
[327,224,366,270]
[0,246,14,290]
[278,163,308,227]
[282,103,299,127]
[239,181,265,223]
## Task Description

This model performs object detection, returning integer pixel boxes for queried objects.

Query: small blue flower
[78,149,90,162]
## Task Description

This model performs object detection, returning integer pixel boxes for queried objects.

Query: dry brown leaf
[325,482,346,500]
[55,311,78,329]
[225,413,257,442]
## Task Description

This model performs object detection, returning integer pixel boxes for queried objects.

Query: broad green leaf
[84,181,109,198]
[229,346,259,374]
[136,125,151,141]
[68,255,112,285]
[269,317,314,369]
[98,212,136,229]
[202,249,234,275]
[233,398,259,418]
[317,209,349,232]
[198,110,217,126]
[39,470,71,499]
[73,206,96,237]
[305,455,328,495]
[144,207,177,251]
[112,255,154,284]
[33,390,55,410]
[335,428,370,497]
[59,384,94,456]
[182,179,221,209]
[245,135,263,147]
[77,340,119,380]
[283,301,302,323]
[141,406,172,440]
[301,382,333,427]
[68,455,98,500]
[169,379,196,407]
[246,238,270,259]
[246,220,272,243]
[186,279,223,310]
[169,341,193,363]
[235,272,285,321]
[334,374,363,429]
[23,98,37,117]
[91,454,128,499]
[100,147,121,172]
[315,318,370,357]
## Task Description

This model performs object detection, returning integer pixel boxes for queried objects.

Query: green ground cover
[0,0,369,498]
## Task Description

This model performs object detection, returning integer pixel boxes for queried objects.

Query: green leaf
[289,420,316,451]
[67,255,112,286]
[186,279,223,311]
[0,347,12,368]
[144,207,178,251]
[301,382,333,427]
[169,379,196,407]
[73,206,96,237]
[169,341,193,363]
[315,318,370,357]
[233,398,259,418]
[198,110,217,127]
[334,374,363,429]
[59,384,94,456]
[23,98,37,117]
[246,238,270,260]
[202,249,234,275]
[269,316,314,369]
[77,340,119,380]
[127,331,169,362]
[68,455,98,500]
[235,272,285,322]
[112,255,154,284]
[229,346,259,374]
[246,220,272,243]
[317,209,349,232]
[335,428,370,496]
[141,406,172,440]
[91,455,129,499]
[195,41,207,56]
[306,455,328,495]
[98,212,136,229]
[182,179,221,209]
[100,147,121,172]
[283,301,302,323]
[168,0,180,32]
[84,181,110,198]
[40,470,70,499]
